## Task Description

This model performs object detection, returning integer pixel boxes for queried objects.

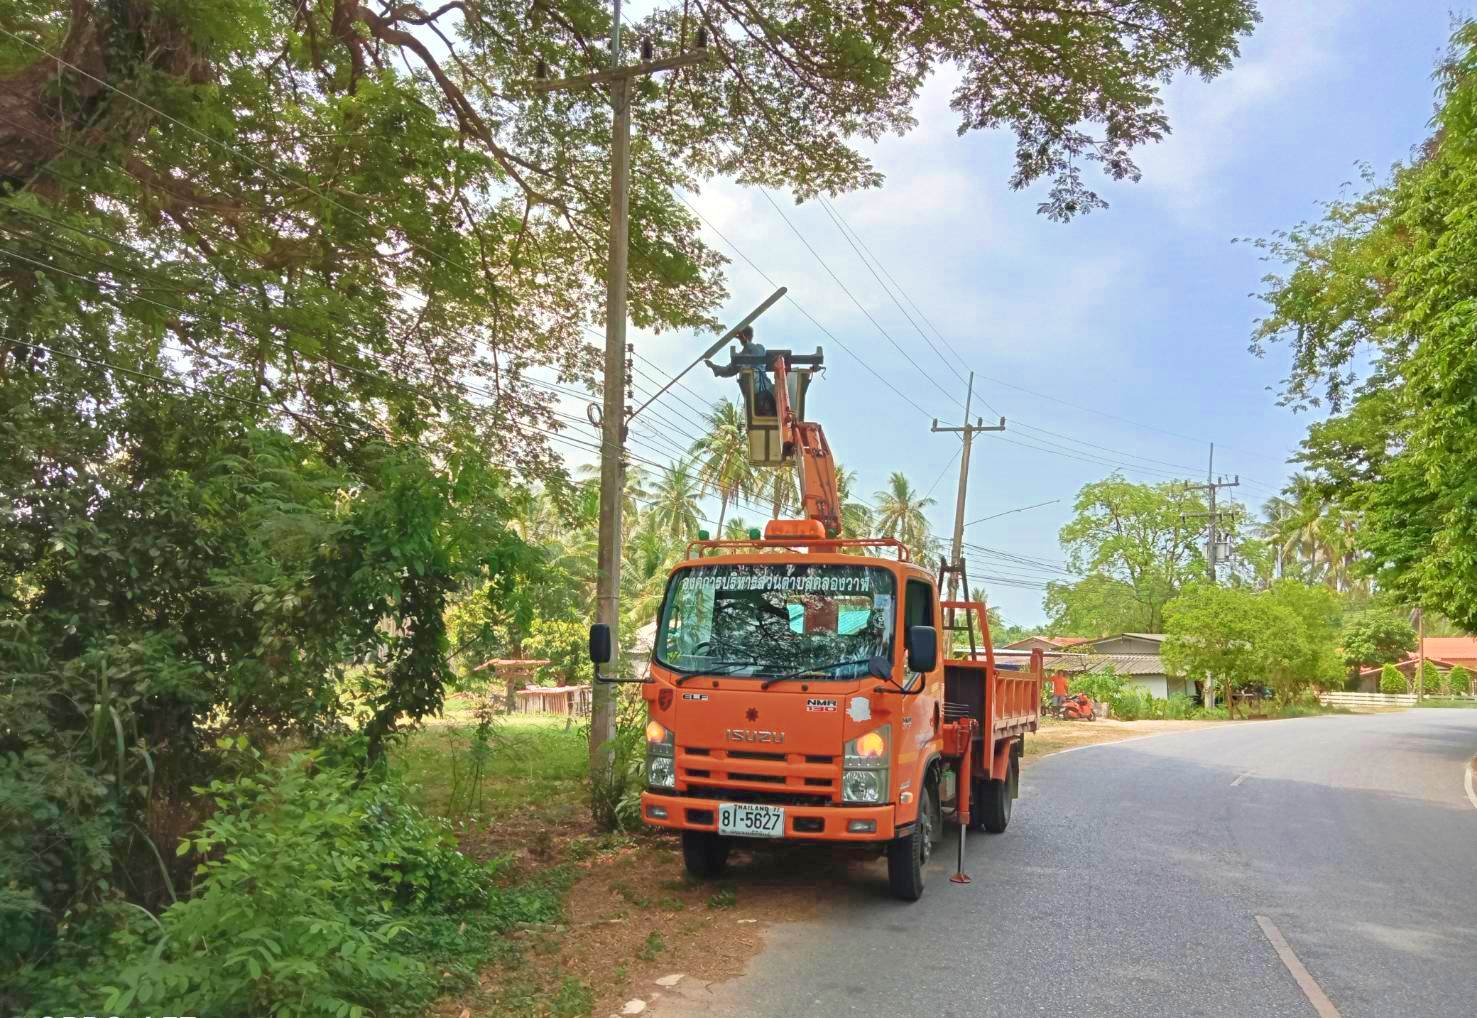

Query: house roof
[1419,637,1477,661]
[1085,654,1168,677]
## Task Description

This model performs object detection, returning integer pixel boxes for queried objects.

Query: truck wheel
[975,770,1013,834]
[681,830,731,879]
[886,788,933,901]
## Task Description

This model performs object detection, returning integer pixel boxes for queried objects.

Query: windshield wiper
[672,660,761,685]
[760,658,873,690]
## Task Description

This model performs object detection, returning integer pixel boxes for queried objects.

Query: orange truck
[589,347,1041,900]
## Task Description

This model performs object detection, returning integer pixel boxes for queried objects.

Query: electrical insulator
[535,58,548,80]
[641,37,654,61]
[696,26,708,49]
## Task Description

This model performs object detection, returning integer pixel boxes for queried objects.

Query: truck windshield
[654,563,896,680]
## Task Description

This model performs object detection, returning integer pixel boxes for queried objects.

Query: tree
[835,464,875,540]
[1263,580,1344,699]
[1047,476,1209,634]
[690,400,756,535]
[1163,584,1298,718]
[1340,611,1417,671]
[724,517,754,540]
[873,471,935,559]
[1250,20,1477,630]
[647,458,703,543]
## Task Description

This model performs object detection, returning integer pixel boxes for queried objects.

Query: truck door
[900,579,943,797]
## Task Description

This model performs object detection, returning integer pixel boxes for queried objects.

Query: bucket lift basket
[732,347,823,466]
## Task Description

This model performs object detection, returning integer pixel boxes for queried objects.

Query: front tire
[887,788,934,901]
[681,830,731,879]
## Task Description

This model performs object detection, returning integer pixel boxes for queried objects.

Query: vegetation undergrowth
[11,745,572,1018]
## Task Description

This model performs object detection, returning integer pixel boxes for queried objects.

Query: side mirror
[907,625,938,674]
[588,623,612,665]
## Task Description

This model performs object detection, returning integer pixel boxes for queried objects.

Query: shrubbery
[1379,663,1407,694]
[1449,665,1472,694]
[12,748,566,1018]
[1421,660,1442,695]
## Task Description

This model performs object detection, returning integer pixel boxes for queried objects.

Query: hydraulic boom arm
[772,357,841,536]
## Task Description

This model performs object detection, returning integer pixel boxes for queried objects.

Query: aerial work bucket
[733,347,819,466]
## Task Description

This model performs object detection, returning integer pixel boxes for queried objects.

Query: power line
[756,188,966,414]
[816,195,970,392]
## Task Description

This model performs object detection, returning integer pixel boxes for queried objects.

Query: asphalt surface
[650,710,1477,1017]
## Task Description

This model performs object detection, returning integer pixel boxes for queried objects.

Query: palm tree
[648,458,703,542]
[873,471,935,556]
[622,523,677,629]
[835,464,874,538]
[690,399,757,535]
[762,465,800,519]
[724,517,753,540]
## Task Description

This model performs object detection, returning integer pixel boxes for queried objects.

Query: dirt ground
[1022,716,1235,759]
[439,832,886,1018]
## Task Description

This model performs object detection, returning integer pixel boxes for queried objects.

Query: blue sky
[605,2,1458,626]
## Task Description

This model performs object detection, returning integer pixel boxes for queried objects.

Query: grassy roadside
[394,707,853,1018]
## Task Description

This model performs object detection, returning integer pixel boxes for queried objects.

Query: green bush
[1379,663,1407,694]
[1190,705,1230,720]
[1421,660,1442,695]
[1107,688,1166,721]
[1069,671,1127,704]
[1164,694,1194,720]
[1449,665,1472,694]
[16,749,564,1018]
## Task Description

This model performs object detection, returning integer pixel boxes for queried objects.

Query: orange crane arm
[773,358,841,536]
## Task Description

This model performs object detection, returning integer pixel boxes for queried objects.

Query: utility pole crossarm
[935,373,1006,605]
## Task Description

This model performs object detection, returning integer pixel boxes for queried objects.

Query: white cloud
[1135,3,1354,214]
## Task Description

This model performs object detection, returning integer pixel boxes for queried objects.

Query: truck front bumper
[640,791,897,842]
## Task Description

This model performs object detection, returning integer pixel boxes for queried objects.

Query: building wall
[1125,675,1170,699]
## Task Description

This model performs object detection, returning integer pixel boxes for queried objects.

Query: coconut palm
[648,458,703,542]
[762,465,800,519]
[690,399,758,535]
[873,471,935,556]
[622,523,678,629]
[724,516,754,540]
[835,464,874,538]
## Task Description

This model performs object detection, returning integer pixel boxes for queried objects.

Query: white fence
[1319,691,1419,707]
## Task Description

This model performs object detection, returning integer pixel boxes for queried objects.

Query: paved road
[651,710,1477,1017]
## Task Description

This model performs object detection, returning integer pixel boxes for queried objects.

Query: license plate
[717,802,785,838]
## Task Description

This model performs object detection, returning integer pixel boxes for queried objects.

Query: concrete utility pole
[1182,443,1241,709]
[531,5,711,775]
[932,373,1006,603]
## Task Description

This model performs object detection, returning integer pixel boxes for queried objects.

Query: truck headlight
[647,753,676,789]
[842,724,889,803]
[646,720,675,789]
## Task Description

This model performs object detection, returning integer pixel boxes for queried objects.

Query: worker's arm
[705,357,740,378]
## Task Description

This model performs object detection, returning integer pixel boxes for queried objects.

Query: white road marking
[1255,916,1342,1018]
[1231,771,1251,787]
[1466,753,1477,812]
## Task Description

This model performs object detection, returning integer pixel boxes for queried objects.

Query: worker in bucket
[706,326,776,416]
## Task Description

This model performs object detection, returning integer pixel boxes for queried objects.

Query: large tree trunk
[0,1,109,188]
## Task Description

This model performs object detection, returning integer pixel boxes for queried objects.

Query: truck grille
[676,744,840,804]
